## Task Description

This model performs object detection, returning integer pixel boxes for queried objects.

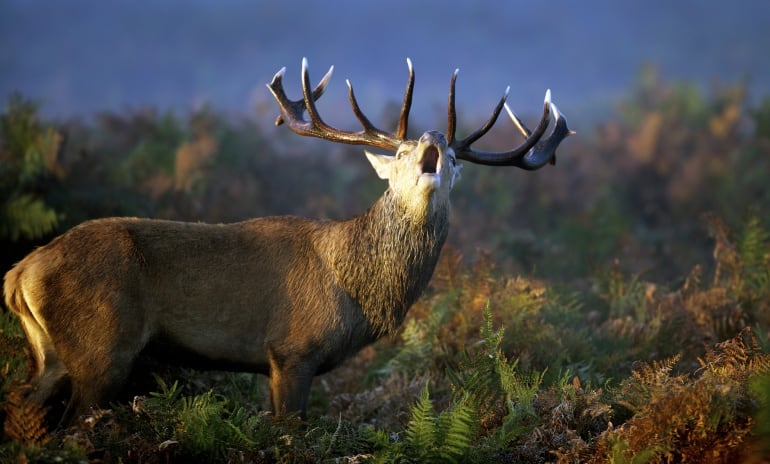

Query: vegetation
[1,66,769,462]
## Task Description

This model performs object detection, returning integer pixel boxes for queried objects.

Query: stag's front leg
[267,351,315,419]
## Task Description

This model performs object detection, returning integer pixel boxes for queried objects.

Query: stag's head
[364,129,460,216]
[267,58,572,218]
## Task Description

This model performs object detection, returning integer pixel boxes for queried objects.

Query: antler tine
[447,69,459,144]
[452,89,556,167]
[504,101,532,138]
[346,58,413,144]
[267,67,296,125]
[301,57,332,132]
[506,100,574,170]
[396,58,415,140]
[460,86,510,147]
[346,79,396,147]
[273,64,333,127]
[266,58,402,150]
[447,70,509,147]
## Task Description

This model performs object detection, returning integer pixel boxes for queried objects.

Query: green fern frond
[404,383,437,452]
[436,396,476,463]
[175,390,231,458]
[180,390,217,417]
[1,194,59,241]
[148,375,182,404]
[400,384,477,464]
[447,342,499,401]
[749,372,770,454]
[737,215,770,298]
[480,301,504,350]
[739,216,769,268]
[223,407,258,447]
[499,361,545,415]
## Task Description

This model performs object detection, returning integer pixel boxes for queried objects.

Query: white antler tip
[544,89,552,105]
[504,85,511,97]
[551,101,561,121]
[302,57,309,71]
[454,68,460,77]
[345,78,352,89]
[504,102,515,120]
[406,57,413,70]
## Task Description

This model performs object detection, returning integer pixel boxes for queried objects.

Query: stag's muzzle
[417,131,447,181]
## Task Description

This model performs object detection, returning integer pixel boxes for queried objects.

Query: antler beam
[266,58,414,151]
[448,72,573,169]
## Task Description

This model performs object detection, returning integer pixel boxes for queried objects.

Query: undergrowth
[1,216,769,463]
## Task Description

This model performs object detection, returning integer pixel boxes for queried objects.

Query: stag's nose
[419,131,447,147]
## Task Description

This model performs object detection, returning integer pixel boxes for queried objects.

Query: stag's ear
[365,150,395,180]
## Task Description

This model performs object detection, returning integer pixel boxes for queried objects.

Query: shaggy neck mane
[330,189,449,337]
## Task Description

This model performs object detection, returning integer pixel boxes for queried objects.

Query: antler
[267,58,414,151]
[448,71,573,170]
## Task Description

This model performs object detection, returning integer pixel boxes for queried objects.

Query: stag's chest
[330,225,446,335]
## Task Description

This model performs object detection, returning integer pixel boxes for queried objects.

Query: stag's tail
[4,262,40,364]
[5,263,27,316]
[3,261,56,378]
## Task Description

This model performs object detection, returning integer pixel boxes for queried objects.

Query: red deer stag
[4,58,572,425]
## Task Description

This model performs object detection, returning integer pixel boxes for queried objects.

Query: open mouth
[419,145,440,175]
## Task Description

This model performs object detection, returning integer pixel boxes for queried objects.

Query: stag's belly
[143,332,271,374]
[147,289,276,369]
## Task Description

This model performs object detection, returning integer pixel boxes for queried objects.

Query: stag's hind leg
[62,347,141,424]
[14,300,125,426]
[52,293,151,424]
[15,305,70,408]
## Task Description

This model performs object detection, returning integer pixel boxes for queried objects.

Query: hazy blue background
[2,0,769,129]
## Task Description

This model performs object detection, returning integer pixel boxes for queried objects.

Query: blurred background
[1,0,768,122]
[1,0,770,283]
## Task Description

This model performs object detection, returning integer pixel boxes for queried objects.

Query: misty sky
[1,0,769,130]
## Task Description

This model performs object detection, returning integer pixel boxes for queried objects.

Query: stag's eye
[396,151,407,160]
